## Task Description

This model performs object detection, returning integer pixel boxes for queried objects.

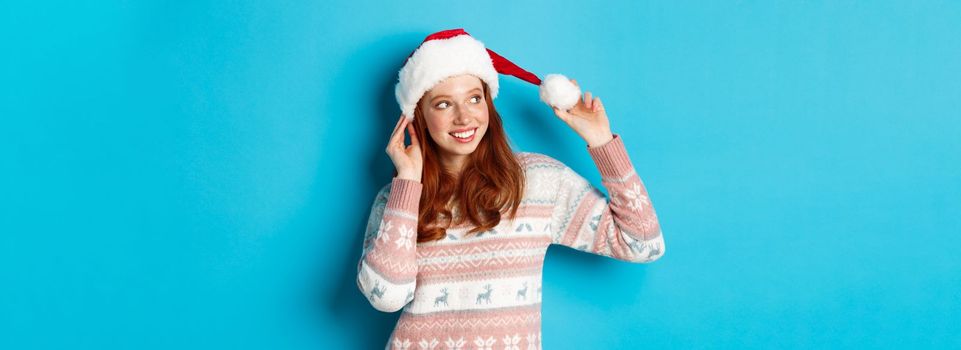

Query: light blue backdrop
[3,1,959,349]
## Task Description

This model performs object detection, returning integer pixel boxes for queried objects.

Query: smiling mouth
[449,128,477,140]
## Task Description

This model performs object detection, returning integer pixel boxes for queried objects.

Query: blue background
[3,1,960,349]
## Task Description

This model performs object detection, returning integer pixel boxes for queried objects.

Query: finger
[391,117,407,147]
[584,92,593,109]
[406,122,420,147]
[388,116,408,149]
[551,106,570,122]
[390,114,405,137]
[592,97,601,112]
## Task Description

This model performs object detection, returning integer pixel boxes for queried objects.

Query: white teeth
[451,128,475,138]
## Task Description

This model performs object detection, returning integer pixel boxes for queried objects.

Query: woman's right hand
[385,114,423,183]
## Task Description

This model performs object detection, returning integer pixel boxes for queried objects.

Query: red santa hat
[395,28,581,120]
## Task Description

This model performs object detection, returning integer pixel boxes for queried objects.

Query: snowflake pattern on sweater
[356,134,665,350]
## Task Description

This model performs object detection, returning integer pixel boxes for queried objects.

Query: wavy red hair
[394,81,526,243]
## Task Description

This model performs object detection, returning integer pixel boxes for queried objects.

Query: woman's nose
[453,106,471,124]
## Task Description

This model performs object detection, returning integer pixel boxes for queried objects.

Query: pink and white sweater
[357,134,665,350]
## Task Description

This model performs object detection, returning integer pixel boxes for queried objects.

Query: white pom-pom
[539,73,581,110]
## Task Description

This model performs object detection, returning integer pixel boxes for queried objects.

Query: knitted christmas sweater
[357,133,665,350]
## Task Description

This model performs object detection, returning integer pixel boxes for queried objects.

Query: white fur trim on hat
[395,35,499,120]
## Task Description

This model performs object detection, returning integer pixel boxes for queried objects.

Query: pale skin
[418,74,491,176]
[386,74,614,183]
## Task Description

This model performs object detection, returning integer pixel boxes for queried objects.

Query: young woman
[357,29,665,350]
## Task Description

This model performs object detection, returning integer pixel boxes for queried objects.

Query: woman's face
[418,74,490,167]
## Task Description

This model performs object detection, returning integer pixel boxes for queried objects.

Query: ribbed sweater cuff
[587,133,634,178]
[386,177,423,213]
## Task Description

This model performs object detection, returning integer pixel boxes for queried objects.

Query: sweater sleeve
[549,133,665,263]
[356,177,422,312]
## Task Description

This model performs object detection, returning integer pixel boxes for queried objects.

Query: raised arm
[356,177,422,312]
[550,133,665,263]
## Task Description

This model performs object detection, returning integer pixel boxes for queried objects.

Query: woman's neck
[440,153,469,177]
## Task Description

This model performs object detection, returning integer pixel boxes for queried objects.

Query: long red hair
[397,81,526,243]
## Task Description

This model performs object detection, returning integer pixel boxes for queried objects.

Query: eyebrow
[430,87,482,102]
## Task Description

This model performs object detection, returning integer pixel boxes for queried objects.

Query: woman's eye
[436,102,449,109]
[470,95,482,103]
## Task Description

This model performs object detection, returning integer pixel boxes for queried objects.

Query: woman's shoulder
[513,151,577,195]
[513,151,568,171]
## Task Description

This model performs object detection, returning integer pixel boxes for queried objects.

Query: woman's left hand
[550,79,615,148]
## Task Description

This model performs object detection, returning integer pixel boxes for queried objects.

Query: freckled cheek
[477,105,490,122]
[465,105,489,120]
